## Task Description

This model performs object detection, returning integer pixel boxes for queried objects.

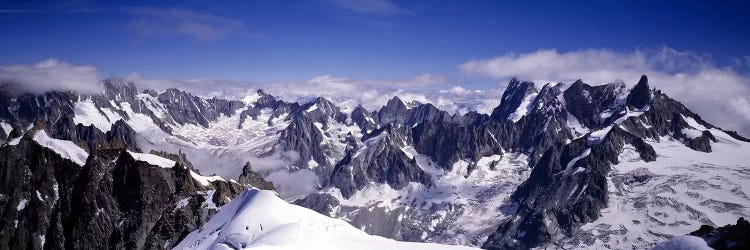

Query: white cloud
[125,71,501,118]
[245,150,320,198]
[126,8,243,42]
[326,0,411,15]
[124,72,257,98]
[730,98,750,122]
[0,58,102,94]
[460,47,750,135]
[396,73,446,86]
[265,169,319,199]
[440,86,470,95]
[255,74,499,115]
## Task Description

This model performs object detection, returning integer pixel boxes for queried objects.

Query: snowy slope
[72,99,123,133]
[174,189,477,250]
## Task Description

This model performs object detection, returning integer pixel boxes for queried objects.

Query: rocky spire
[238,162,275,190]
[626,75,651,109]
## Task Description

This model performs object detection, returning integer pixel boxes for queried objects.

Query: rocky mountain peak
[384,96,408,112]
[491,78,538,120]
[102,79,138,102]
[378,96,411,124]
[627,74,652,109]
[307,96,342,121]
[351,105,376,132]
[329,130,432,199]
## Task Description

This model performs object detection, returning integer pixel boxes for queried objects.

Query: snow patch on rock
[33,130,89,166]
[127,150,176,168]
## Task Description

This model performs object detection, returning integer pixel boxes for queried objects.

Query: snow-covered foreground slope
[559,129,750,249]
[174,189,477,250]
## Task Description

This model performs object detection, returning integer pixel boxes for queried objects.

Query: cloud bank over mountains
[1,46,749,135]
[0,59,102,94]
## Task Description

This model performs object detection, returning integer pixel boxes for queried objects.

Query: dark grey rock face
[412,121,502,170]
[272,96,360,183]
[627,75,651,109]
[377,97,411,125]
[617,86,731,152]
[238,162,276,191]
[351,105,376,132]
[563,80,628,129]
[406,103,456,125]
[690,217,749,250]
[102,80,140,110]
[0,130,249,249]
[490,78,537,120]
[509,82,576,164]
[0,84,77,132]
[0,132,83,250]
[301,97,346,125]
[277,114,327,167]
[49,119,141,153]
[483,126,656,250]
[157,88,243,128]
[292,192,340,215]
[329,130,432,198]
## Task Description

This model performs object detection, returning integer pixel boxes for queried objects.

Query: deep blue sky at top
[1,0,748,85]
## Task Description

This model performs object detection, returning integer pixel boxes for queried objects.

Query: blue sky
[1,0,748,84]
[2,0,750,134]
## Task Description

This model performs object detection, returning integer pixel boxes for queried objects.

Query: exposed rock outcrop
[690,217,750,250]
[238,162,276,191]
[0,131,248,249]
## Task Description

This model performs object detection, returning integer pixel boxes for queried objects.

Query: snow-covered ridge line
[125,150,228,186]
[127,150,176,168]
[31,130,89,166]
[190,170,226,187]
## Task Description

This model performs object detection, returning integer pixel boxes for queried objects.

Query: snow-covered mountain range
[0,75,748,249]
